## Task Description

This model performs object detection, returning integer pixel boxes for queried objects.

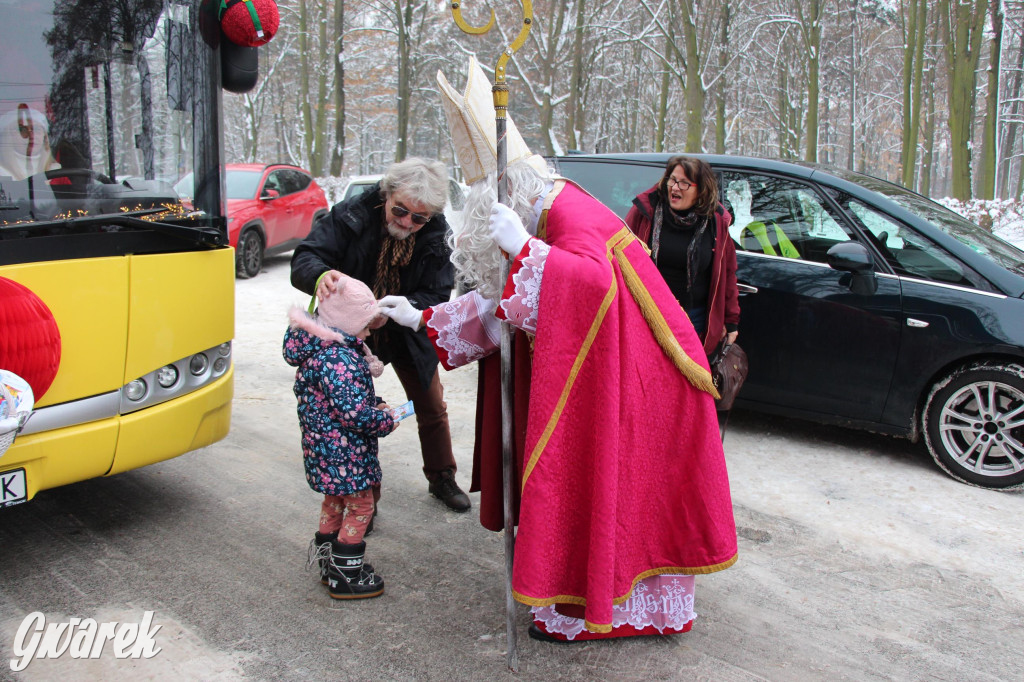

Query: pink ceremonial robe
[425,181,737,634]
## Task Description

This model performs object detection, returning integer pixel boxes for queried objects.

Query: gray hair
[381,157,449,215]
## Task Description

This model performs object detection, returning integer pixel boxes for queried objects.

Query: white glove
[378,295,423,330]
[488,203,530,256]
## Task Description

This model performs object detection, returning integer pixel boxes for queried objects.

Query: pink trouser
[319,486,380,544]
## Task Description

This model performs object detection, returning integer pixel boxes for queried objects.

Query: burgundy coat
[625,184,739,356]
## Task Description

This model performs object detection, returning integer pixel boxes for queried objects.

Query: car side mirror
[261,188,280,200]
[828,242,878,295]
[827,242,874,273]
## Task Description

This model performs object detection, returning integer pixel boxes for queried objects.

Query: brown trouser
[390,357,456,482]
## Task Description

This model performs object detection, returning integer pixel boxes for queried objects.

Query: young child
[283,274,398,599]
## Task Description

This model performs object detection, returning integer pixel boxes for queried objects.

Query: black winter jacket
[290,182,454,389]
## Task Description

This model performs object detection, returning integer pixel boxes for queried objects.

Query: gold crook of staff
[450,1,534,99]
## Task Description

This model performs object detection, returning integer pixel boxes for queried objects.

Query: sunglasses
[390,205,431,226]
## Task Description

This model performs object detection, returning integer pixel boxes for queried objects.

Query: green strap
[242,0,264,37]
[308,272,329,313]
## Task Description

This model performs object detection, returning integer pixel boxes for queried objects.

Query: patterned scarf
[372,226,416,299]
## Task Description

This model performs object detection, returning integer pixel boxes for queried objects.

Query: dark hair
[660,155,718,217]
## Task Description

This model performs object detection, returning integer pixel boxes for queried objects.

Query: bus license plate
[0,468,27,507]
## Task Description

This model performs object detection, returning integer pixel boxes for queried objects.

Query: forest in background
[221,0,1024,205]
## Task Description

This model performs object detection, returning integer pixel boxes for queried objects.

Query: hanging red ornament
[219,0,280,47]
[0,277,61,400]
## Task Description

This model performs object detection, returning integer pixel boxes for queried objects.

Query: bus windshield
[0,0,210,233]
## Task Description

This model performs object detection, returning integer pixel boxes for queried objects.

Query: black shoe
[428,474,471,512]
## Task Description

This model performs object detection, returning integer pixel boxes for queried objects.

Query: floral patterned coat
[283,325,395,496]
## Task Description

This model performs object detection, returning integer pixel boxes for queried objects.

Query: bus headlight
[125,379,147,401]
[189,353,209,376]
[157,365,179,388]
[119,342,232,415]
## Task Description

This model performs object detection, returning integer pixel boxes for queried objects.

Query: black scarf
[652,198,711,295]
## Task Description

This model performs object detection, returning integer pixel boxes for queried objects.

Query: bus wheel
[236,229,264,279]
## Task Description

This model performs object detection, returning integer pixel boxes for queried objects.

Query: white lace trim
[426,291,501,368]
[531,574,696,640]
[499,239,548,335]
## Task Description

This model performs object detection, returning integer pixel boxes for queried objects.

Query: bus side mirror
[222,39,258,94]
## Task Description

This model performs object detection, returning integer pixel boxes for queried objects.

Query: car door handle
[907,318,929,328]
[738,283,758,295]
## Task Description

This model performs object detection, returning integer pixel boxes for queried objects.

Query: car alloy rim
[938,380,1024,478]
[244,236,260,270]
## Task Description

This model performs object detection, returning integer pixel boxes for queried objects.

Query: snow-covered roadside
[938,197,1024,251]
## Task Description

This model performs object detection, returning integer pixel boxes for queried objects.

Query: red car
[175,163,329,278]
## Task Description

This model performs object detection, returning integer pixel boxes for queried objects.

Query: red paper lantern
[220,0,279,47]
[0,277,61,400]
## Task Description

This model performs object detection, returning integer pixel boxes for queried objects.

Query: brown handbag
[709,341,748,412]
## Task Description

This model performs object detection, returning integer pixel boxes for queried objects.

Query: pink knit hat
[287,275,385,377]
[317,275,381,335]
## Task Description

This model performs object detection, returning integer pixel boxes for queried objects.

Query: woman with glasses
[625,155,739,359]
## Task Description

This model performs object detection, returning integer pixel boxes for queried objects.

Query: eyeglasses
[390,205,431,226]
[667,177,694,191]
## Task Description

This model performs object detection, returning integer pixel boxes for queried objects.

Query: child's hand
[376,404,400,433]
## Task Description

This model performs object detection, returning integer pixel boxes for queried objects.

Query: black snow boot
[309,532,373,584]
[326,540,384,600]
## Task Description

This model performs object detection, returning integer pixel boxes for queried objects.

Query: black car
[547,153,1024,489]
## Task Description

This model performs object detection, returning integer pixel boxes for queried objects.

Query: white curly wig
[449,160,550,301]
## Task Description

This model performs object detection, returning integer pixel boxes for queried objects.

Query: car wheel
[923,362,1024,489]
[235,229,263,279]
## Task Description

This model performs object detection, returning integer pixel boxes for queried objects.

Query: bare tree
[899,0,928,189]
[937,0,988,200]
[978,0,1004,199]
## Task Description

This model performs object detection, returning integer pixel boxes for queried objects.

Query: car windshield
[344,182,377,201]
[825,170,1024,276]
[174,169,263,201]
[225,170,262,200]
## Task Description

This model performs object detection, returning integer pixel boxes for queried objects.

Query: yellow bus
[0,0,236,506]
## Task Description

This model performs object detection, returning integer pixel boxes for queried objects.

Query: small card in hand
[391,400,415,421]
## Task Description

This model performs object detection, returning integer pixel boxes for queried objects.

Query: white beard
[385,221,414,240]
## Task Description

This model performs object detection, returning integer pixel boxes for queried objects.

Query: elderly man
[290,157,470,513]
[380,59,736,642]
